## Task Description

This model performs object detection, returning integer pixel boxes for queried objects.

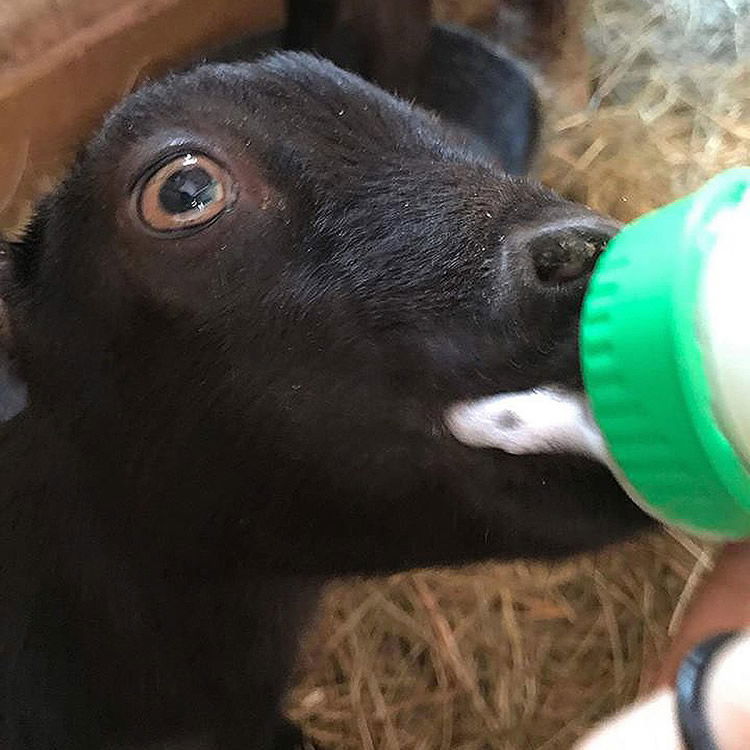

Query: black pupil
[158,166,219,215]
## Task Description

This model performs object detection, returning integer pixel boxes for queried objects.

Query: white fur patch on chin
[445,387,610,463]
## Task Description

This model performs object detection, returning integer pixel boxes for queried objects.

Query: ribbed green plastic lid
[581,167,750,539]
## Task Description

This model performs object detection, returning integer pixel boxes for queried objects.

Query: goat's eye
[136,154,235,232]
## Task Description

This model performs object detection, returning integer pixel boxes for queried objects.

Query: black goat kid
[0,54,650,749]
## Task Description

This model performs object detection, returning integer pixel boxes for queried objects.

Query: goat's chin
[490,451,652,557]
[441,388,654,554]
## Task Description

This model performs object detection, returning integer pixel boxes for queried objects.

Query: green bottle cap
[581,167,750,539]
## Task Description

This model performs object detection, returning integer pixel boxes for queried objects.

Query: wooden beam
[0,0,284,230]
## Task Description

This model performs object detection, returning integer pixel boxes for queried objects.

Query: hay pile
[546,0,750,220]
[288,1,750,747]
[290,536,707,749]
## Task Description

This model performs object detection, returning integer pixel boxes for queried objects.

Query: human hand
[577,541,750,749]
[575,631,750,749]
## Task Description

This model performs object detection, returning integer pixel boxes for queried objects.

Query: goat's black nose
[522,219,619,286]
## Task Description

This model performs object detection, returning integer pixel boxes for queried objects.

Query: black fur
[284,1,538,173]
[0,54,650,749]
[285,0,432,98]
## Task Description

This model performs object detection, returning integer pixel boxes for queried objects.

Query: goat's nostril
[529,228,612,285]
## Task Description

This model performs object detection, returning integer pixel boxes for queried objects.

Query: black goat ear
[1,242,28,422]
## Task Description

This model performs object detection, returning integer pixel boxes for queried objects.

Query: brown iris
[136,153,235,233]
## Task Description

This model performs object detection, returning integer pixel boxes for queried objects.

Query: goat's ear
[0,242,28,422]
